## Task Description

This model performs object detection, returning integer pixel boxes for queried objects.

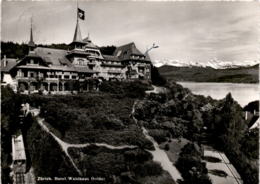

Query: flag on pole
[78,8,85,20]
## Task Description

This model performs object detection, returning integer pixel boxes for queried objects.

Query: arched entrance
[50,83,58,91]
[64,82,70,91]
[42,82,48,91]
[30,82,38,91]
[18,82,29,92]
[59,82,63,91]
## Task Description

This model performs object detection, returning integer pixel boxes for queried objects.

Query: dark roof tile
[34,47,72,66]
[1,58,18,72]
[103,55,120,61]
[74,66,98,73]
[113,42,150,62]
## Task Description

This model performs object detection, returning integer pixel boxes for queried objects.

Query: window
[116,50,122,56]
[64,75,70,79]
[138,68,144,73]
[78,59,84,65]
[30,73,34,77]
[72,76,76,79]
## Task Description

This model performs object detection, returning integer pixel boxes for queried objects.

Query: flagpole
[76,0,78,23]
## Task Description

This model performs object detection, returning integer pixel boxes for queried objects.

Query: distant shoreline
[176,81,259,85]
[159,64,259,84]
[178,82,259,107]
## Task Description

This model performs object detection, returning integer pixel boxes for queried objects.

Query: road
[132,88,183,182]
[141,127,183,181]
[204,147,243,184]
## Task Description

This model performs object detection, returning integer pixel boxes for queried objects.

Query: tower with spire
[70,1,86,50]
[28,17,36,51]
[70,17,86,49]
[73,20,83,43]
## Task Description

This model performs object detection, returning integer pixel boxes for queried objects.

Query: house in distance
[1,8,152,94]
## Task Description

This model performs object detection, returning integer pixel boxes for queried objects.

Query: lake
[178,82,259,107]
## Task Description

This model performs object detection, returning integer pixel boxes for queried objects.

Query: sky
[2,1,260,66]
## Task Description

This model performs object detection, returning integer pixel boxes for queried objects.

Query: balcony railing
[108,70,122,74]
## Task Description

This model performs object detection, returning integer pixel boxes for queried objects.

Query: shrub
[148,129,169,144]
[135,161,163,177]
[124,149,152,163]
[151,65,167,86]
[176,143,211,184]
[164,144,170,151]
[99,81,150,98]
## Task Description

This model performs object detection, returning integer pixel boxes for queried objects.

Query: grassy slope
[38,93,153,149]
[17,81,174,183]
[158,64,259,83]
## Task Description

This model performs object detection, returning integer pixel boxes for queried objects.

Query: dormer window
[78,58,84,65]
[116,50,122,56]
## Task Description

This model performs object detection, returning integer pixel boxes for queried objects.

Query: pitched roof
[103,54,120,61]
[1,58,18,72]
[74,66,98,73]
[67,50,91,57]
[82,37,98,49]
[28,27,35,47]
[73,21,82,42]
[7,47,97,74]
[83,36,90,42]
[34,47,72,67]
[85,42,98,49]
[113,42,151,62]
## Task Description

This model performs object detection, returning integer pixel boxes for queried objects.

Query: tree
[212,93,247,151]
[151,65,167,86]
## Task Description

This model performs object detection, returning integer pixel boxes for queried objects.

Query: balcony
[101,63,123,68]
[108,70,122,74]
[87,62,96,66]
[16,76,30,80]
[138,64,146,68]
[45,77,59,81]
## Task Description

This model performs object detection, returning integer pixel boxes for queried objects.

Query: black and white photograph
[1,1,259,184]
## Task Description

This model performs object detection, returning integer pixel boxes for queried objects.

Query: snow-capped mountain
[154,58,259,69]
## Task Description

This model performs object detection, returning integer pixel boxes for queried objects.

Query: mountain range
[154,58,259,69]
[158,62,259,83]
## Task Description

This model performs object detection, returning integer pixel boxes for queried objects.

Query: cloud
[2,1,259,64]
